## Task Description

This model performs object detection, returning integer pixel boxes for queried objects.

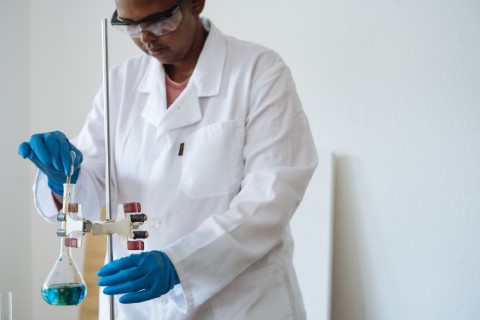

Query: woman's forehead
[116,0,180,20]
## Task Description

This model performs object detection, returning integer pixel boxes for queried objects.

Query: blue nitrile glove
[97,250,180,304]
[18,131,83,195]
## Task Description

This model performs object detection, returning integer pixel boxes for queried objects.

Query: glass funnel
[41,183,87,306]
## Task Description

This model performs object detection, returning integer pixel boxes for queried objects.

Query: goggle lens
[115,9,183,38]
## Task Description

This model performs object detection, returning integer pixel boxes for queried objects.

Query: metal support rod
[101,18,115,320]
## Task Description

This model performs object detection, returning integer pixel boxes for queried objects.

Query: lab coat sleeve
[33,89,112,223]
[33,171,62,223]
[163,54,318,313]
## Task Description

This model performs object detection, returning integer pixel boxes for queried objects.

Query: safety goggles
[110,0,186,38]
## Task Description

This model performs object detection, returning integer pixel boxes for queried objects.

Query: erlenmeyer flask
[41,183,87,306]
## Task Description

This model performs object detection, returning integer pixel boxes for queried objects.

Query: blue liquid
[41,283,87,305]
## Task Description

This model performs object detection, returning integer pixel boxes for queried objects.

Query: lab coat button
[152,219,161,228]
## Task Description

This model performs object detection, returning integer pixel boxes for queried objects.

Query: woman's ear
[190,0,205,15]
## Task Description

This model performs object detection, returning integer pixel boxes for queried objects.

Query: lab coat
[34,19,317,320]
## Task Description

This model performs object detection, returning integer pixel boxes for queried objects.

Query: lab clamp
[56,187,149,251]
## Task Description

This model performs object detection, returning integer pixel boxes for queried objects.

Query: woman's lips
[148,46,167,56]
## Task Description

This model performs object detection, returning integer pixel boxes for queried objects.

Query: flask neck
[60,182,77,255]
[62,183,76,210]
[59,237,71,257]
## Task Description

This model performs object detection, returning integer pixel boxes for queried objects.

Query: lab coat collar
[190,19,226,97]
[137,19,226,134]
[139,58,167,129]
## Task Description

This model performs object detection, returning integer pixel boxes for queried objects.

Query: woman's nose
[139,30,158,43]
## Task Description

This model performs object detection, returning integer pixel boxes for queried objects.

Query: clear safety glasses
[111,0,186,38]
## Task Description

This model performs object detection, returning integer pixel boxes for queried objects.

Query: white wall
[4,0,479,319]
[0,1,32,319]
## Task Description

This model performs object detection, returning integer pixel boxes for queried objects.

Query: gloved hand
[97,250,180,304]
[18,131,83,195]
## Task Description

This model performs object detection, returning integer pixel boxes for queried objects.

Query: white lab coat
[34,19,317,319]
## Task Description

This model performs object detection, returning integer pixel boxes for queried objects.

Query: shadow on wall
[291,150,334,320]
[331,156,370,320]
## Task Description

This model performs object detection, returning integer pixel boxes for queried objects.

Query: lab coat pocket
[181,120,244,198]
